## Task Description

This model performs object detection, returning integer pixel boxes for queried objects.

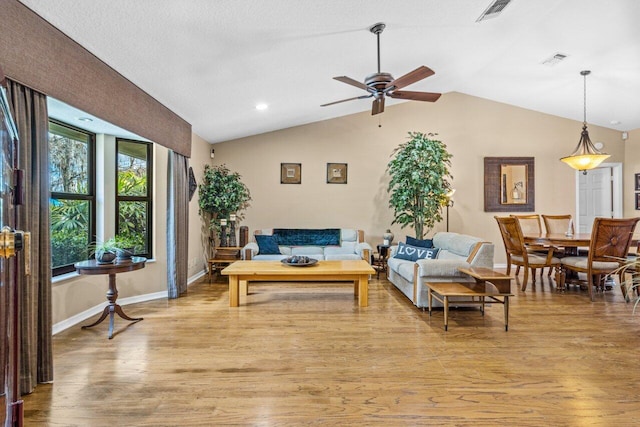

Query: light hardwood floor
[18,274,640,426]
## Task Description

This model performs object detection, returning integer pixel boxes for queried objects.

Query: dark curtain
[6,80,53,393]
[167,151,189,298]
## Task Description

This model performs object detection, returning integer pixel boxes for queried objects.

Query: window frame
[115,138,153,259]
[49,119,96,276]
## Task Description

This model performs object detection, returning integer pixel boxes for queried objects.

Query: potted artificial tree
[198,164,251,254]
[387,131,453,239]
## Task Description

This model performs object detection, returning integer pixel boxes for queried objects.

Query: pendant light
[560,70,610,174]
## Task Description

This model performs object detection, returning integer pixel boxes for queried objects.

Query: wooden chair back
[542,214,574,234]
[495,216,526,257]
[588,217,640,263]
[511,214,542,235]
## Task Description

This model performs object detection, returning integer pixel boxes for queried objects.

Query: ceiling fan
[321,22,441,115]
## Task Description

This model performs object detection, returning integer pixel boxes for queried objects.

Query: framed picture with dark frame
[280,163,301,184]
[327,163,348,184]
[635,173,640,191]
[636,193,640,210]
[484,157,535,212]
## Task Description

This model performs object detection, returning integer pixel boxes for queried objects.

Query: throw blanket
[273,228,341,246]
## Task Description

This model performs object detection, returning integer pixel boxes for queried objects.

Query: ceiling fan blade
[321,94,372,107]
[388,90,441,102]
[333,76,369,91]
[371,97,385,115]
[386,66,435,90]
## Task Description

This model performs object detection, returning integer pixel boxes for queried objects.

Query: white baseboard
[53,268,207,335]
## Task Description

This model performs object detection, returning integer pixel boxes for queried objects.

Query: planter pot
[115,247,134,260]
[96,250,116,264]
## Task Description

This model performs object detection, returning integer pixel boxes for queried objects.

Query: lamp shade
[560,124,610,172]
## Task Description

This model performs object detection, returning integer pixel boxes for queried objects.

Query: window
[116,139,153,258]
[49,120,95,276]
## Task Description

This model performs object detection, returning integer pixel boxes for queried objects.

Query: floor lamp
[445,189,456,232]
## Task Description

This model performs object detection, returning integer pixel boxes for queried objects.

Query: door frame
[574,162,623,231]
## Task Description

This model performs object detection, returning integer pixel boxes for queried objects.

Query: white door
[577,167,612,233]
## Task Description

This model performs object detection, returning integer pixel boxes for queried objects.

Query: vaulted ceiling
[19,0,640,143]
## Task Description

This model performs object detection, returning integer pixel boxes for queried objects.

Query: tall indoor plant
[198,164,251,235]
[387,131,453,239]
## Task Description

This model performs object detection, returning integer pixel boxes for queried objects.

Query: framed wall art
[280,163,301,184]
[327,163,348,184]
[636,193,640,210]
[635,173,640,191]
[484,157,535,212]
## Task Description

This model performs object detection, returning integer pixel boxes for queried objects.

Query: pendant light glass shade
[560,71,610,173]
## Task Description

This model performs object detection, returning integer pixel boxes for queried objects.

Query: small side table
[74,257,146,339]
[372,244,390,279]
[208,246,242,282]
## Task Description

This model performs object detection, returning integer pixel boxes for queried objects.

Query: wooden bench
[425,267,514,331]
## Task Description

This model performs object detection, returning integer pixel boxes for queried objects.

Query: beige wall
[188,133,214,276]
[205,92,627,265]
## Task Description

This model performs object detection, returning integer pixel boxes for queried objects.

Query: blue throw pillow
[406,236,434,248]
[255,235,281,255]
[394,242,439,261]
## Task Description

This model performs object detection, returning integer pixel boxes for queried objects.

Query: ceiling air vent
[542,53,569,66]
[476,0,514,22]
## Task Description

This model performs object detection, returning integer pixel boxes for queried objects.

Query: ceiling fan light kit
[560,70,610,174]
[321,22,441,116]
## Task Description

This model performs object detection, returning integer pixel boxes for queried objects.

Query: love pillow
[394,242,440,262]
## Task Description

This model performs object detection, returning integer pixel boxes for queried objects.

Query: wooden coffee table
[221,260,375,307]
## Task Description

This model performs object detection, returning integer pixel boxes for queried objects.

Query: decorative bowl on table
[281,256,318,267]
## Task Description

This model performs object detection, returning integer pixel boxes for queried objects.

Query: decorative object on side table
[229,213,237,247]
[220,219,228,247]
[92,242,117,264]
[382,229,394,246]
[111,235,138,260]
[91,235,139,264]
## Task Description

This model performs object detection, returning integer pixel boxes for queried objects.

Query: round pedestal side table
[74,256,146,339]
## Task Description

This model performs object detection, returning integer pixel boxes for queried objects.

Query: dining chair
[511,214,543,235]
[559,217,640,301]
[511,214,549,278]
[541,214,574,235]
[542,214,578,257]
[495,216,561,291]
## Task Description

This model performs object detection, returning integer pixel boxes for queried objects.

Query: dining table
[523,233,591,256]
[524,232,639,291]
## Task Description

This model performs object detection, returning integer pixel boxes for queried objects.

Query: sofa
[242,228,372,262]
[387,232,494,308]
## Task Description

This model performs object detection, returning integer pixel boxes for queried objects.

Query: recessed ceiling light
[77,117,93,122]
[610,120,621,125]
[255,103,268,111]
